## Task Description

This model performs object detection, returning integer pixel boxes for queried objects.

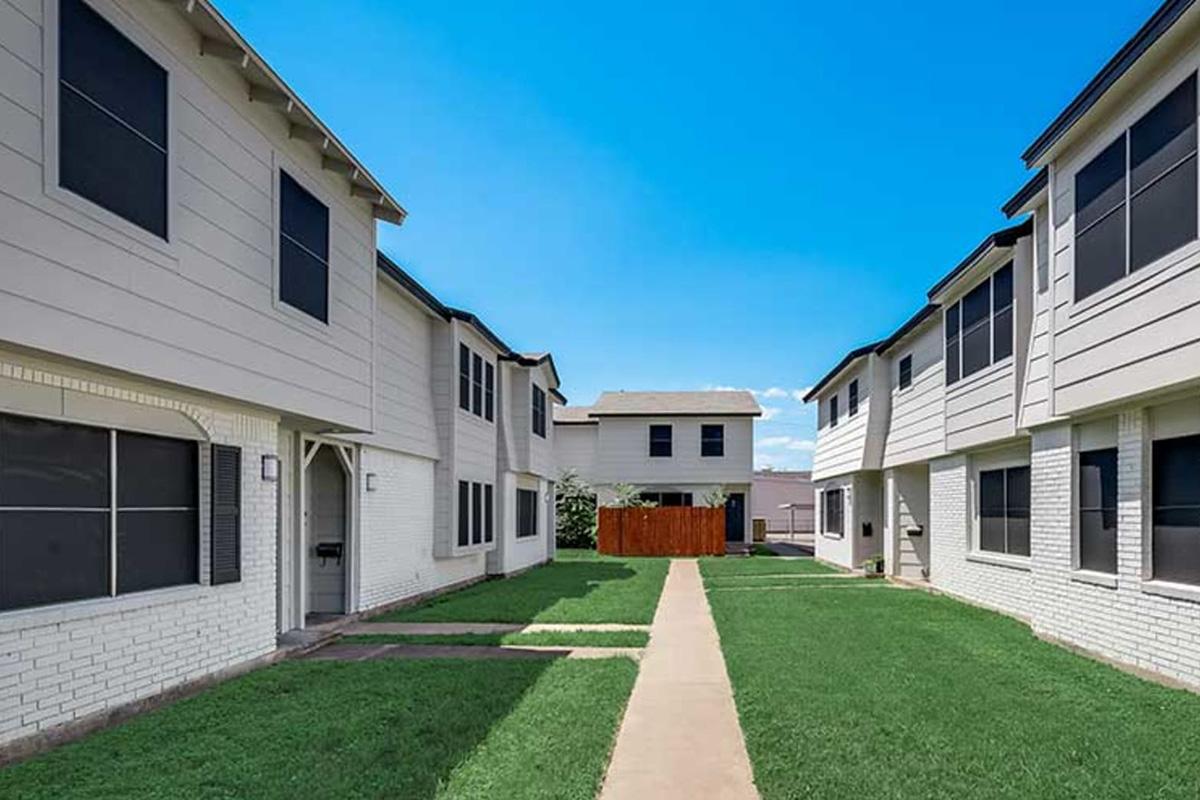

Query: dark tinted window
[829,395,839,428]
[457,481,469,547]
[649,425,672,457]
[0,414,111,611]
[532,385,547,438]
[848,380,859,416]
[824,489,843,535]
[472,354,483,416]
[458,345,471,411]
[1074,74,1198,301]
[0,415,108,508]
[279,172,329,322]
[1079,448,1118,574]
[1153,434,1200,585]
[992,262,1014,362]
[116,432,197,593]
[59,0,167,239]
[484,363,495,422]
[945,302,960,386]
[1130,74,1197,273]
[979,466,1030,556]
[471,482,483,545]
[517,489,538,538]
[961,280,991,378]
[701,424,724,457]
[899,355,912,390]
[484,484,494,543]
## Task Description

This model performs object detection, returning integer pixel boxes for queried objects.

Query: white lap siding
[0,351,278,747]
[928,453,1034,619]
[356,446,483,610]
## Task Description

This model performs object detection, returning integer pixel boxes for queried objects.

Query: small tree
[703,486,729,508]
[608,483,655,508]
[555,470,597,549]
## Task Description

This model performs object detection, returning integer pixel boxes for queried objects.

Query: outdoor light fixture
[366,472,378,492]
[261,454,280,483]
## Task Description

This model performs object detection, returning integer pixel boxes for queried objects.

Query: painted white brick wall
[928,454,1033,619]
[0,357,278,746]
[1027,416,1200,690]
[356,445,485,611]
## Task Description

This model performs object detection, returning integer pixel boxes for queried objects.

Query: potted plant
[862,555,885,577]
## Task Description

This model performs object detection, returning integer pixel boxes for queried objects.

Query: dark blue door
[725,493,745,542]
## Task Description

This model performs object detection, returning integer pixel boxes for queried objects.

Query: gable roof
[802,342,881,404]
[1021,0,1196,167]
[926,218,1032,300]
[590,391,762,417]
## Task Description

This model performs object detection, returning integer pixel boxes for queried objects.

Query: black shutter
[210,444,241,585]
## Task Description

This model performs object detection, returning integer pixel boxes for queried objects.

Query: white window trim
[271,154,335,331]
[969,450,1031,560]
[42,0,180,262]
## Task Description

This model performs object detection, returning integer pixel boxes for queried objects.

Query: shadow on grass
[0,658,553,800]
[375,552,668,624]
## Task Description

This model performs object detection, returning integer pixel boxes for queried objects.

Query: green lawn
[374,550,668,624]
[707,578,1200,799]
[698,555,837,578]
[342,630,650,648]
[0,658,637,800]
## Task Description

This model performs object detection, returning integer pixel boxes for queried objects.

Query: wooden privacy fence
[598,506,726,556]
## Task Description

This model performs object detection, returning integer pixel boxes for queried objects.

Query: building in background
[751,470,814,536]
[553,391,761,544]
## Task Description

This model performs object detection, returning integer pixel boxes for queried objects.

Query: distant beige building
[752,470,814,535]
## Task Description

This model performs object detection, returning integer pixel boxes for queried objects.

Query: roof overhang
[802,343,880,404]
[874,304,940,356]
[1001,167,1049,219]
[165,0,407,225]
[1021,0,1199,168]
[587,411,763,419]
[927,218,1032,302]
[500,352,563,393]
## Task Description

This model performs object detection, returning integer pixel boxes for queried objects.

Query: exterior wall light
[261,454,280,483]
[366,472,378,492]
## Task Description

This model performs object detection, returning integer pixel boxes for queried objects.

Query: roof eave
[1020,0,1197,168]
[927,218,1032,301]
[1001,167,1049,219]
[171,0,408,225]
[802,344,880,403]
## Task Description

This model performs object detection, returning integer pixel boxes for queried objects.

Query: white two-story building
[553,391,760,544]
[807,0,1200,692]
[0,0,563,751]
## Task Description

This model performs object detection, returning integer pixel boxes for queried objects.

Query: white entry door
[306,445,347,615]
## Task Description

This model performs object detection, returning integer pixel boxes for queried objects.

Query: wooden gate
[597,506,726,556]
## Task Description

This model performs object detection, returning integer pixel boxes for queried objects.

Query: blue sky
[219,0,1159,469]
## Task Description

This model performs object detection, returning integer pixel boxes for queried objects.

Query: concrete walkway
[599,559,758,800]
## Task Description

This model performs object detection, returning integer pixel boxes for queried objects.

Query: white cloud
[704,384,811,403]
[755,435,815,452]
[760,406,782,420]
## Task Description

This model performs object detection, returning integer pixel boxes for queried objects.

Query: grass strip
[342,630,650,648]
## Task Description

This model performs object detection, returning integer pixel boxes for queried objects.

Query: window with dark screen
[899,355,913,390]
[1075,74,1197,302]
[649,425,673,457]
[279,171,330,322]
[59,0,168,239]
[1152,434,1200,585]
[1078,448,1117,574]
[979,466,1030,557]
